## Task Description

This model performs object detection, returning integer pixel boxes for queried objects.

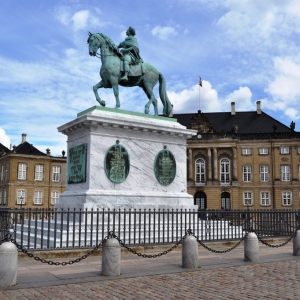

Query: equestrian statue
[87,26,173,117]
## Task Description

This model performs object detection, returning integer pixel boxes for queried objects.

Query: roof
[12,141,47,156]
[0,143,10,155]
[173,110,293,134]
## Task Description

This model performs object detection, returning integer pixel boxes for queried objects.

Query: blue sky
[1,0,300,155]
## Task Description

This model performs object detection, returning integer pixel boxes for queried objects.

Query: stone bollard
[244,232,259,262]
[0,242,18,288]
[102,238,121,276]
[293,230,300,256]
[182,235,198,269]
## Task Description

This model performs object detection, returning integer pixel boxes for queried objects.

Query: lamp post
[20,195,24,209]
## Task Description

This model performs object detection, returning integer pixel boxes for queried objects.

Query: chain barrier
[256,225,300,248]
[108,231,185,258]
[0,232,106,266]
[187,229,247,254]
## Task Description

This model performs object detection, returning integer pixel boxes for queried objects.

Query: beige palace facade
[175,101,300,210]
[0,134,66,209]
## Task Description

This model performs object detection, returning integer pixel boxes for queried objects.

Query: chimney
[21,133,27,143]
[256,101,261,114]
[46,148,51,156]
[231,102,236,115]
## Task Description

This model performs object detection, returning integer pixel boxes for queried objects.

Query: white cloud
[151,26,178,40]
[223,86,253,111]
[0,128,11,148]
[72,10,90,31]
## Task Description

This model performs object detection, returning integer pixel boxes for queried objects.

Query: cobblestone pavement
[1,243,300,299]
[1,259,300,299]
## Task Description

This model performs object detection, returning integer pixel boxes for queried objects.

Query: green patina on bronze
[154,146,176,186]
[87,27,173,117]
[77,106,177,122]
[68,143,87,184]
[104,140,130,183]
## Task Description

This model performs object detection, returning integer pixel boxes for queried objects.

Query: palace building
[0,134,66,208]
[174,101,300,210]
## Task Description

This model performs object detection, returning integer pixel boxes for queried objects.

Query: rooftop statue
[87,27,173,117]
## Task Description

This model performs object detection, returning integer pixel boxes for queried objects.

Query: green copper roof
[77,106,177,122]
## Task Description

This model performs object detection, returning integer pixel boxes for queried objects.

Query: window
[0,164,3,180]
[280,147,290,154]
[34,190,43,205]
[260,165,269,182]
[195,158,205,184]
[18,163,27,180]
[298,147,300,154]
[261,191,270,206]
[259,148,268,155]
[0,190,2,205]
[52,166,61,182]
[242,148,251,155]
[282,191,292,206]
[243,166,252,182]
[35,164,44,181]
[281,165,290,181]
[17,190,26,205]
[51,191,60,205]
[4,163,8,180]
[243,192,253,206]
[3,189,7,205]
[220,158,230,185]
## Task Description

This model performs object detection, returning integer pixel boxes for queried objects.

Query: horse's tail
[158,73,173,117]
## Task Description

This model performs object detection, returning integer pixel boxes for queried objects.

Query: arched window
[195,158,205,184]
[220,158,230,185]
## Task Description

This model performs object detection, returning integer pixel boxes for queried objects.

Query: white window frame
[298,147,300,154]
[18,163,27,180]
[4,163,8,180]
[259,148,269,155]
[17,190,26,205]
[243,192,253,206]
[260,165,269,182]
[243,166,252,182]
[242,148,251,155]
[260,191,270,206]
[34,190,43,205]
[51,191,60,205]
[35,164,44,181]
[0,164,3,181]
[0,190,2,205]
[52,166,61,182]
[195,158,205,184]
[282,191,292,206]
[280,147,290,154]
[3,189,7,205]
[220,158,230,185]
[281,165,290,181]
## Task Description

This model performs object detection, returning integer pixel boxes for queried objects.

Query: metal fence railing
[0,208,299,250]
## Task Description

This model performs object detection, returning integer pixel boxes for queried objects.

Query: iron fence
[0,207,299,250]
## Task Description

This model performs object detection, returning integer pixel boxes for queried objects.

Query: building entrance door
[221,192,230,210]
[194,191,207,210]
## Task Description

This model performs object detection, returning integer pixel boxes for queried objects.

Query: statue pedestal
[57,106,197,210]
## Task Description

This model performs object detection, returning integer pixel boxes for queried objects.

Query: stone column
[207,148,212,182]
[244,232,259,262]
[232,147,237,181]
[188,149,193,181]
[102,238,121,276]
[213,148,218,181]
[182,235,198,269]
[0,242,18,287]
[293,230,300,256]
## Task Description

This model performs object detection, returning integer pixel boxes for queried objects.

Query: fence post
[293,230,300,256]
[244,232,259,262]
[182,235,198,269]
[0,242,18,288]
[102,238,121,276]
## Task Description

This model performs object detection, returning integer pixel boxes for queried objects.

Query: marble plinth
[57,106,198,210]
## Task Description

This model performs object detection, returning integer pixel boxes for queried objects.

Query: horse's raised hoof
[144,107,149,114]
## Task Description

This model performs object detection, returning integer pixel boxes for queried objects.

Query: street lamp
[20,195,24,209]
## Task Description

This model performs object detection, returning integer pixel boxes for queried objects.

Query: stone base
[57,106,197,211]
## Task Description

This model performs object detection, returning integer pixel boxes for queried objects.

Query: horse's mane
[98,33,120,57]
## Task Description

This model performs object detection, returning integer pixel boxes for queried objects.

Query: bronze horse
[87,32,172,116]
